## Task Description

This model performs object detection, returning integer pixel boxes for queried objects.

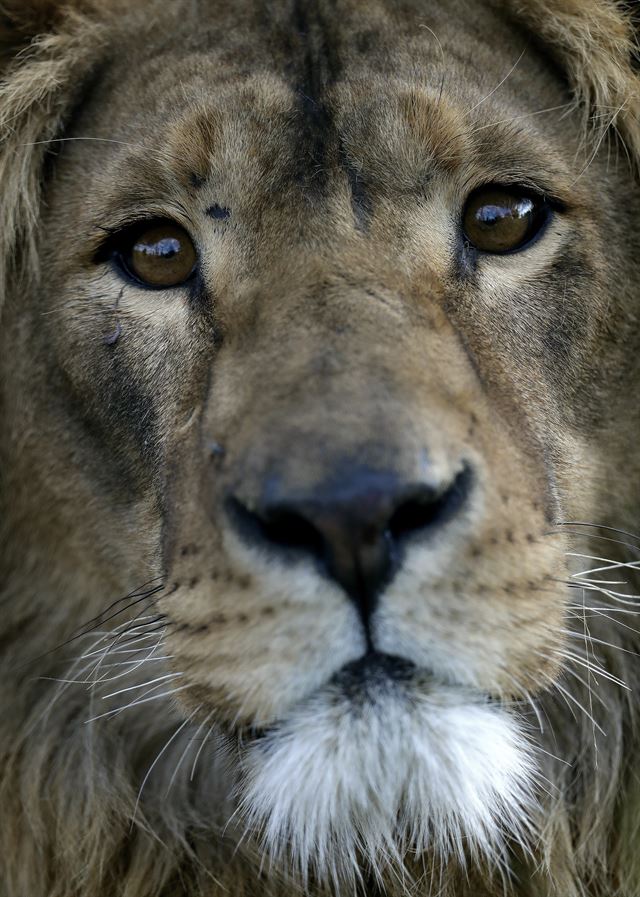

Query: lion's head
[1,1,639,895]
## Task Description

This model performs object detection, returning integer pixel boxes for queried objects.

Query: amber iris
[462,188,547,254]
[125,222,197,287]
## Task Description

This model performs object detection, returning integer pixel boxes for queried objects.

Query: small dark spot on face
[189,577,200,588]
[210,613,228,625]
[526,533,536,543]
[210,571,219,581]
[261,606,275,617]
[470,545,482,558]
[190,172,206,189]
[489,535,499,546]
[195,624,210,633]
[104,321,122,345]
[208,441,226,460]
[355,29,375,55]
[206,203,231,220]
[237,613,249,623]
[166,582,180,596]
[180,544,201,557]
[506,530,514,543]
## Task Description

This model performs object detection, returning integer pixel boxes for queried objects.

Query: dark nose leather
[227,464,471,622]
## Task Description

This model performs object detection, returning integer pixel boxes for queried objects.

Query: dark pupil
[477,198,533,227]
[138,237,181,259]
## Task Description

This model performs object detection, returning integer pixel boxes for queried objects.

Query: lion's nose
[227,464,471,622]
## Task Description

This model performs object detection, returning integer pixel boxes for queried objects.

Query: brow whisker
[465,48,526,115]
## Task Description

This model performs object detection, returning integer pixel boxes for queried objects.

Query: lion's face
[11,0,640,886]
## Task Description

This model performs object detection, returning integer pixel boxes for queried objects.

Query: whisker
[93,632,166,685]
[18,579,166,672]
[561,629,640,657]
[557,521,640,544]
[101,672,182,701]
[106,655,174,667]
[555,530,640,555]
[190,718,219,782]
[465,48,526,115]
[552,649,629,689]
[85,683,188,723]
[559,666,608,710]
[132,707,200,828]
[166,709,215,796]
[534,745,572,767]
[71,578,164,637]
[551,680,606,736]
[567,604,640,617]
[565,551,640,569]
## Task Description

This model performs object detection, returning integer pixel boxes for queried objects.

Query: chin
[234,654,538,889]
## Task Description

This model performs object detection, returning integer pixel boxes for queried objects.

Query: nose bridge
[240,250,415,350]
[205,247,484,491]
[221,264,443,417]
[211,269,408,433]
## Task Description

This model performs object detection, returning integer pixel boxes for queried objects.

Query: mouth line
[330,651,418,692]
[240,653,455,743]
[232,653,498,746]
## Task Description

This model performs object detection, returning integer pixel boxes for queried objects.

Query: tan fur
[1,1,640,895]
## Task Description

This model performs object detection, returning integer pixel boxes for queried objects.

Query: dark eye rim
[461,183,557,256]
[95,216,199,290]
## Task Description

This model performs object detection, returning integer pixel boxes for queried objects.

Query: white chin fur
[236,679,538,888]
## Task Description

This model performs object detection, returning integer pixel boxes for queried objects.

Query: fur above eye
[462,186,550,254]
[112,220,198,288]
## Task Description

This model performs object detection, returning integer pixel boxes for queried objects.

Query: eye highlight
[462,187,550,254]
[113,220,198,288]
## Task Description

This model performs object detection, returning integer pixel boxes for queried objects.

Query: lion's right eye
[115,221,198,289]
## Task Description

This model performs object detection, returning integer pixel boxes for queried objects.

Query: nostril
[260,506,325,557]
[389,465,473,542]
[226,497,325,562]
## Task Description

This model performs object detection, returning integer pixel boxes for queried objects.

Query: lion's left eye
[462,187,549,254]
[115,220,198,288]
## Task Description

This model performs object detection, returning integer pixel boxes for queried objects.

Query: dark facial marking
[340,141,371,229]
[190,172,206,189]
[206,203,231,220]
[103,286,124,345]
[103,320,122,345]
[208,441,226,459]
[286,0,342,191]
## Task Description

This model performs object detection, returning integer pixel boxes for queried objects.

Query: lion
[1,0,639,894]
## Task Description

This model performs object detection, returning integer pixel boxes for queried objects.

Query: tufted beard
[234,661,539,891]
